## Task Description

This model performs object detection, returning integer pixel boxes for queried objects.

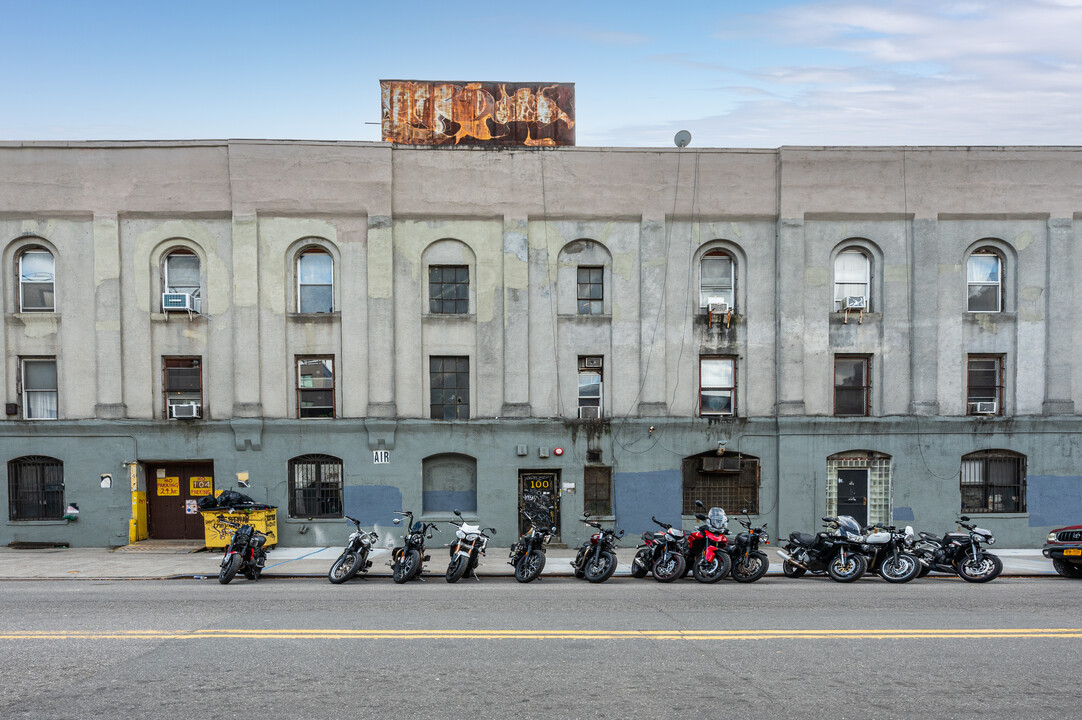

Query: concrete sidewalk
[0,544,1059,580]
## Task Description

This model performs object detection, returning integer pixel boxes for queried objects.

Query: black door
[836,469,868,527]
[518,470,561,541]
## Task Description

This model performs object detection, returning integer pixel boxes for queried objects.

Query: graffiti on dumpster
[381,80,575,147]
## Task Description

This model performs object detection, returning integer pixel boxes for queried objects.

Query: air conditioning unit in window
[707,298,729,315]
[579,406,601,419]
[162,292,194,312]
[170,403,201,419]
[972,401,998,415]
[843,295,867,311]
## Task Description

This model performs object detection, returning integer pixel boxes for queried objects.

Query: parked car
[1042,524,1082,578]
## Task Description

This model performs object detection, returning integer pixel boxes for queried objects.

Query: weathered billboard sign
[381,80,575,147]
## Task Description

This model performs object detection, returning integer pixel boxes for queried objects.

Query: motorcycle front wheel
[218,554,242,585]
[956,552,1003,583]
[630,548,651,579]
[782,559,807,578]
[328,551,362,584]
[879,552,920,583]
[515,549,546,583]
[393,548,421,584]
[652,553,686,583]
[732,551,769,583]
[827,552,867,583]
[692,553,732,583]
[585,550,618,583]
[446,555,469,583]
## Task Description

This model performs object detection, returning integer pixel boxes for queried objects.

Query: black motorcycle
[509,510,555,583]
[570,512,624,583]
[779,515,866,583]
[632,516,687,583]
[911,515,1002,583]
[327,515,379,584]
[726,510,770,582]
[391,510,439,584]
[857,523,921,583]
[217,516,268,584]
[446,509,496,583]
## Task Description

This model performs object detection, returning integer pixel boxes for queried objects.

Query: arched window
[297,248,334,313]
[8,456,64,521]
[699,249,734,310]
[967,248,1003,312]
[834,249,870,311]
[961,450,1026,513]
[18,247,55,312]
[422,453,477,514]
[287,454,343,518]
[163,249,201,313]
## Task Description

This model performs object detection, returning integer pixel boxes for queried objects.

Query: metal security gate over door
[836,469,868,527]
[145,462,215,539]
[518,470,561,542]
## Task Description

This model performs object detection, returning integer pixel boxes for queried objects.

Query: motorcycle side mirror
[490,528,497,535]
[583,511,591,518]
[617,529,625,537]
[393,518,401,525]
[741,508,748,515]
[453,509,462,517]
[551,526,557,534]
[959,515,970,522]
[695,500,705,509]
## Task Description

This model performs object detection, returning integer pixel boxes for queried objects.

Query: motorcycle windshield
[836,516,862,535]
[707,508,728,531]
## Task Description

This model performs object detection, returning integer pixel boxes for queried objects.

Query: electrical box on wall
[539,447,549,458]
[516,445,528,456]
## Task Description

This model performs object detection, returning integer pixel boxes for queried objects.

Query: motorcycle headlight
[985,535,995,545]
[467,533,479,541]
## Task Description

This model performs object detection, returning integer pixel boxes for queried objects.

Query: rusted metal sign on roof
[381,80,575,147]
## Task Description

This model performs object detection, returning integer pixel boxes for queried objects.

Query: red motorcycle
[685,501,732,583]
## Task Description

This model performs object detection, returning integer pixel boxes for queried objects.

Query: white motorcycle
[445,509,496,583]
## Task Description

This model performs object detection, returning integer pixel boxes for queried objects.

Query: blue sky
[3,0,1081,147]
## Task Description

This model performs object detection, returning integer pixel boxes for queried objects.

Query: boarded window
[422,454,477,514]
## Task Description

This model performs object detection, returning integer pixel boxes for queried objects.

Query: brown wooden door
[146,462,215,539]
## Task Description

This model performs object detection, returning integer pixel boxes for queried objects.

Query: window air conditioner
[721,455,742,472]
[579,406,601,419]
[708,299,729,315]
[162,292,194,312]
[843,296,867,311]
[581,357,602,369]
[972,401,998,415]
[170,403,201,419]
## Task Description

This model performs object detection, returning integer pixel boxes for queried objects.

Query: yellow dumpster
[201,507,278,549]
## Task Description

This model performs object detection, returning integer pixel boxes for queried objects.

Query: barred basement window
[960,450,1026,513]
[288,454,343,518]
[682,453,759,515]
[8,456,65,521]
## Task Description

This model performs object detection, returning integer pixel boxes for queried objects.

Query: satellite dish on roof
[674,130,692,148]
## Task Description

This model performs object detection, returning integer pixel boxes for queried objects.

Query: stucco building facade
[2,140,1080,548]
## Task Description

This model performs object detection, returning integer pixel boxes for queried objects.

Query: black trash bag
[216,489,257,509]
[196,495,219,511]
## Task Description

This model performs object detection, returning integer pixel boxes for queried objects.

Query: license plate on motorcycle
[1065,548,1082,556]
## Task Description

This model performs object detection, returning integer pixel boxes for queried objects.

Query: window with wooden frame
[967,355,1004,415]
[682,453,760,515]
[297,248,334,313]
[18,247,55,312]
[288,454,343,518]
[699,356,735,416]
[583,466,613,516]
[576,266,603,314]
[429,265,469,314]
[960,450,1026,513]
[163,357,202,418]
[7,456,64,521]
[834,355,871,416]
[297,357,334,418]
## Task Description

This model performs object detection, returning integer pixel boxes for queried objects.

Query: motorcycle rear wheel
[782,559,807,578]
[878,553,920,583]
[652,554,686,583]
[585,550,618,583]
[956,552,1003,583]
[732,551,769,583]
[630,549,651,578]
[328,551,362,584]
[393,549,421,584]
[218,554,242,585]
[692,553,732,583]
[515,550,546,583]
[827,553,867,583]
[446,555,469,583]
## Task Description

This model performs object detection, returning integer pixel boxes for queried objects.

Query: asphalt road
[1,574,1080,720]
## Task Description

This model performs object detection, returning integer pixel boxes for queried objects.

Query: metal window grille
[429,265,469,314]
[682,455,759,514]
[960,452,1026,513]
[577,266,603,314]
[8,456,65,521]
[288,454,343,518]
[583,466,612,516]
[430,356,470,419]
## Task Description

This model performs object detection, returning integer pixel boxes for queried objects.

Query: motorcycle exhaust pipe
[776,549,810,571]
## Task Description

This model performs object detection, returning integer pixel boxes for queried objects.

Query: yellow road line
[1,628,1080,641]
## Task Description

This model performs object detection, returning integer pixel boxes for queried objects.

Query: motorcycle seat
[788,532,816,547]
